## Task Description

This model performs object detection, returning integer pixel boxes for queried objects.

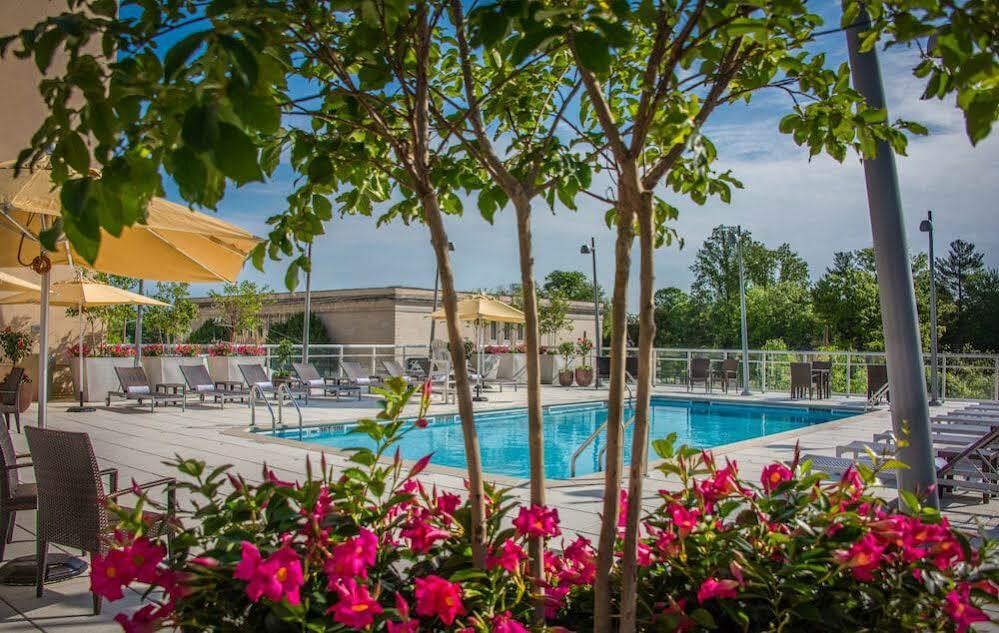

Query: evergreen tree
[938,239,985,312]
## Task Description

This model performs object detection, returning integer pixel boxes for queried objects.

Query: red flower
[513,504,561,538]
[760,463,792,493]
[944,583,989,633]
[400,514,450,553]
[436,491,461,516]
[125,538,166,584]
[669,503,700,537]
[327,579,383,629]
[414,575,465,625]
[834,533,885,581]
[325,528,378,584]
[91,549,135,601]
[387,591,419,633]
[491,611,529,633]
[234,541,304,605]
[697,577,740,603]
[486,539,526,574]
[113,603,165,633]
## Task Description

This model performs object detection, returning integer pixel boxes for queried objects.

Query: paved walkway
[0,385,995,631]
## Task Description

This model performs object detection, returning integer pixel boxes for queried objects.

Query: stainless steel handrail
[249,384,277,431]
[598,414,636,470]
[568,371,638,478]
[275,383,304,441]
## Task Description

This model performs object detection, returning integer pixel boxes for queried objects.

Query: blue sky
[144,3,999,304]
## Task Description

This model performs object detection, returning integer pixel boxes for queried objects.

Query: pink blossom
[944,583,989,633]
[658,598,696,632]
[760,463,792,493]
[387,592,419,633]
[91,549,134,601]
[513,504,561,538]
[697,577,740,603]
[234,541,304,605]
[113,604,164,633]
[125,538,165,584]
[486,539,526,574]
[325,528,378,584]
[436,491,462,516]
[414,575,465,625]
[834,533,885,581]
[491,611,529,633]
[618,489,629,527]
[327,579,384,629]
[669,503,700,537]
[544,584,571,619]
[400,515,451,553]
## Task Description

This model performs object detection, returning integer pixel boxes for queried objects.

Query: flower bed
[96,380,998,632]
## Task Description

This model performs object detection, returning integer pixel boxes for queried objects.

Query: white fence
[261,344,999,402]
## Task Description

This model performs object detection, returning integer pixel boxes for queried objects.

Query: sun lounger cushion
[127,385,150,395]
[195,384,214,392]
[255,381,273,389]
[352,377,371,385]
[309,378,324,386]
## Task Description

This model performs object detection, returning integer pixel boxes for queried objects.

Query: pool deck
[1,384,997,631]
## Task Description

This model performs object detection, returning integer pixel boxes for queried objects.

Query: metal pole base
[928,398,941,407]
[0,553,88,586]
[741,389,752,397]
[67,391,96,413]
[472,384,488,402]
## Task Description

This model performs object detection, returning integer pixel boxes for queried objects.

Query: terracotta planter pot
[17,375,33,413]
[574,367,593,387]
[558,370,574,387]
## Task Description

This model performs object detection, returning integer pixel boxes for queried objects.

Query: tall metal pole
[589,237,601,388]
[736,226,751,395]
[845,9,938,509]
[302,242,312,364]
[921,211,940,405]
[134,279,144,366]
[37,268,50,428]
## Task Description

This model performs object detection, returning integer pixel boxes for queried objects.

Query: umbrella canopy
[0,158,261,283]
[430,294,526,324]
[0,271,40,293]
[0,279,169,308]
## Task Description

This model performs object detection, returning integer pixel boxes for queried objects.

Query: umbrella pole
[36,270,50,428]
[135,280,144,366]
[67,306,95,413]
[473,319,487,402]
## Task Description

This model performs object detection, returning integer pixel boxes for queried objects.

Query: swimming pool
[268,397,859,479]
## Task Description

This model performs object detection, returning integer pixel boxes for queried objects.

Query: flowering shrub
[142,343,166,358]
[95,343,135,358]
[67,343,91,358]
[514,343,527,353]
[172,344,201,357]
[483,344,510,354]
[207,342,234,356]
[96,380,997,632]
[0,325,34,365]
[539,345,557,355]
[236,344,266,356]
[574,336,594,370]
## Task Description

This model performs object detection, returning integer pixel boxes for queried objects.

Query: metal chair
[0,425,34,559]
[0,368,26,433]
[24,426,175,614]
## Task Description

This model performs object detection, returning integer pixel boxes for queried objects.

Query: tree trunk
[419,192,488,568]
[512,194,546,620]
[619,192,657,633]
[593,195,638,633]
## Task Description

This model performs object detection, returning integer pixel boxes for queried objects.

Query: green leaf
[476,12,509,48]
[182,103,220,152]
[163,31,208,81]
[313,195,333,221]
[170,147,209,204]
[284,258,300,291]
[308,156,334,185]
[573,31,611,74]
[778,113,799,134]
[59,132,90,174]
[213,123,262,184]
[219,35,259,87]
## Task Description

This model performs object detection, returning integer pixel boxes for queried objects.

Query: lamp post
[727,226,752,395]
[580,237,601,388]
[428,241,455,355]
[919,211,940,406]
[302,242,312,364]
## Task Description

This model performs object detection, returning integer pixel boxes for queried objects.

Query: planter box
[143,356,207,389]
[470,353,500,379]
[497,353,527,382]
[539,355,568,385]
[207,356,267,384]
[69,357,137,403]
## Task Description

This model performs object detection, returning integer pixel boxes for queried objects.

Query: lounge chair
[716,358,738,394]
[292,362,358,400]
[428,358,455,404]
[790,362,813,399]
[0,368,26,433]
[340,360,382,392]
[866,364,888,402]
[811,360,832,399]
[238,363,309,402]
[480,354,523,392]
[0,425,35,559]
[107,366,186,412]
[179,364,248,409]
[688,358,712,392]
[25,426,176,613]
[381,359,416,385]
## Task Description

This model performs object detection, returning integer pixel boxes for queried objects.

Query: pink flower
[436,491,462,516]
[491,611,529,633]
[544,585,572,619]
[760,463,792,493]
[124,538,165,584]
[839,465,864,496]
[91,549,135,601]
[113,604,163,633]
[944,583,989,633]
[834,533,885,581]
[234,541,304,605]
[387,592,419,633]
[486,539,526,574]
[618,489,629,527]
[513,504,561,538]
[414,417,429,429]
[658,598,696,632]
[400,515,451,553]
[327,579,384,629]
[669,503,700,537]
[697,577,740,603]
[414,575,465,625]
[325,528,378,584]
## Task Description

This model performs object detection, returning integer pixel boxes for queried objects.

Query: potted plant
[206,342,266,382]
[70,342,136,403]
[574,336,594,387]
[270,339,296,388]
[142,343,206,387]
[557,341,575,386]
[0,325,34,412]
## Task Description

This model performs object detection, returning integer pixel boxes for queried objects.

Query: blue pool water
[270,397,857,479]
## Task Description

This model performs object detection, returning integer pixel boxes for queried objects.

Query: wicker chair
[790,362,813,399]
[0,425,35,559]
[24,426,175,614]
[688,358,712,392]
[0,368,26,433]
[716,358,739,394]
[811,360,832,399]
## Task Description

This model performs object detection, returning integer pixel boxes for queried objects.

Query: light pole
[302,241,312,364]
[920,211,940,406]
[580,237,601,388]
[728,226,752,395]
[428,241,455,356]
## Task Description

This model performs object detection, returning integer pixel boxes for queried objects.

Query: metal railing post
[761,351,767,393]
[371,347,377,375]
[846,353,852,398]
[941,355,947,400]
[994,356,999,401]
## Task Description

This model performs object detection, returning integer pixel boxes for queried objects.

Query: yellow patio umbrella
[0,279,168,411]
[431,295,525,398]
[0,271,40,293]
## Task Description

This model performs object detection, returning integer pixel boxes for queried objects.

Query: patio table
[811,368,831,399]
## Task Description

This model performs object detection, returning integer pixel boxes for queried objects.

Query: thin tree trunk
[512,194,546,621]
[593,197,637,633]
[619,192,657,633]
[420,193,488,568]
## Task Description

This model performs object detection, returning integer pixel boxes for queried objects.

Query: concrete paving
[0,384,995,631]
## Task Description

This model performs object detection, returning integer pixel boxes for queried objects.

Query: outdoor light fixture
[920,211,941,406]
[580,238,601,388]
[724,226,752,395]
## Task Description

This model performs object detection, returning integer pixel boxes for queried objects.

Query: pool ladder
[569,373,636,478]
[249,383,304,441]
